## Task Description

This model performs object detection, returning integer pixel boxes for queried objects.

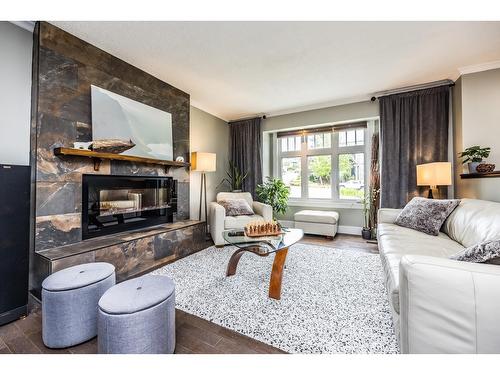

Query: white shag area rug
[152,243,399,354]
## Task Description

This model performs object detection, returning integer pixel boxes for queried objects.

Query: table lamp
[191,152,216,234]
[416,162,452,199]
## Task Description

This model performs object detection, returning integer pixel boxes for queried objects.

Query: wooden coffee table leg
[226,249,246,276]
[269,247,289,300]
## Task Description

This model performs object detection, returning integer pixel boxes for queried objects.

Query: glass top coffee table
[222,228,303,300]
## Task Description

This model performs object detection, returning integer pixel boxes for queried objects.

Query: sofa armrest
[209,202,226,246]
[377,208,402,224]
[399,255,500,353]
[252,201,273,221]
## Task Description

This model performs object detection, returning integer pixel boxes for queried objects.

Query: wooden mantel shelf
[54,147,190,172]
[460,171,500,179]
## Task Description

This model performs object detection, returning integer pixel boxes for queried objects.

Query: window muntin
[307,133,331,150]
[280,136,301,152]
[338,129,364,147]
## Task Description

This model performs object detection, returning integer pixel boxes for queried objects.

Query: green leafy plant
[218,161,248,191]
[256,177,291,218]
[458,146,491,164]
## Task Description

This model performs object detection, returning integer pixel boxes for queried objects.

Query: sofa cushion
[217,192,253,206]
[378,223,464,314]
[450,238,500,265]
[443,198,500,248]
[394,197,460,236]
[218,199,254,216]
[224,214,264,229]
[294,210,339,225]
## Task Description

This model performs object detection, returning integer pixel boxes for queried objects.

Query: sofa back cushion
[217,192,253,207]
[443,198,500,248]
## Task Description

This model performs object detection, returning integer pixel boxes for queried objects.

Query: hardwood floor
[0,234,376,354]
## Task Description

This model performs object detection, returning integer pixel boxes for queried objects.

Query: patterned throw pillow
[450,239,500,265]
[394,197,460,236]
[218,199,254,216]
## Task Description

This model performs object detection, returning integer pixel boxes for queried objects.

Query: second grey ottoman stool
[42,262,116,348]
[98,274,176,354]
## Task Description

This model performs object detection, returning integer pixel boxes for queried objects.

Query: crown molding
[458,60,500,76]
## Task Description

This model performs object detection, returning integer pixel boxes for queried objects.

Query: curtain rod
[228,115,267,124]
[370,79,455,101]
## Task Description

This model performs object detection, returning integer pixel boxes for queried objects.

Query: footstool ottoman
[97,274,176,354]
[42,262,116,348]
[294,210,339,238]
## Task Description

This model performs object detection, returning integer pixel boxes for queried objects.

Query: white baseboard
[279,220,362,236]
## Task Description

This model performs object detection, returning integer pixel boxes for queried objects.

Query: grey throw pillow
[450,239,500,265]
[218,199,254,216]
[394,197,460,236]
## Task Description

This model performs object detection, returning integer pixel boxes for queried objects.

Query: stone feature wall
[31,22,191,252]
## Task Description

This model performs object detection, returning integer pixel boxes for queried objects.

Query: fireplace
[82,175,177,239]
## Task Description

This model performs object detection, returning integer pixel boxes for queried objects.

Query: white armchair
[209,192,273,246]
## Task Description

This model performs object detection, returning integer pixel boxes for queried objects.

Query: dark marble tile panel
[94,237,154,282]
[35,213,81,251]
[176,181,190,220]
[36,181,80,216]
[109,160,160,176]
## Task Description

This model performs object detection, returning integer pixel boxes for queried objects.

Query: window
[281,157,301,198]
[277,123,368,202]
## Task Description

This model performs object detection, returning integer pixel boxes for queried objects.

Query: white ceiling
[52,21,500,121]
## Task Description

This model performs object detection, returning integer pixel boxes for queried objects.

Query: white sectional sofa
[377,198,500,354]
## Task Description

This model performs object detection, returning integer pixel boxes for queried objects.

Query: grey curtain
[229,117,262,198]
[380,86,450,208]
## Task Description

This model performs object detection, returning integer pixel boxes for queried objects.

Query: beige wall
[453,68,500,202]
[189,106,229,220]
[263,100,379,132]
[262,100,379,229]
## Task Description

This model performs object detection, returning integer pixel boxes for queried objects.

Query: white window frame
[275,121,374,209]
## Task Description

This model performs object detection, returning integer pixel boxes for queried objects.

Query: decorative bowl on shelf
[476,163,495,173]
[90,139,136,154]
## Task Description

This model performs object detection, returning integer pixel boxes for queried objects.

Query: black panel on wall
[0,165,30,325]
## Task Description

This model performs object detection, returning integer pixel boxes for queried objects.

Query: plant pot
[468,162,481,173]
[361,227,371,240]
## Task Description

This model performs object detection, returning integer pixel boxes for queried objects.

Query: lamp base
[427,185,437,199]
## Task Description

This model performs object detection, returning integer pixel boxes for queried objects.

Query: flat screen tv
[90,85,173,160]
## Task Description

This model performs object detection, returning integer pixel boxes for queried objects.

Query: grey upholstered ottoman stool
[97,274,176,354]
[42,262,116,348]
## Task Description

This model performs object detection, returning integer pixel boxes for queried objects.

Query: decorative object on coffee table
[90,139,136,154]
[416,162,452,199]
[476,163,496,173]
[458,145,491,173]
[191,152,217,235]
[244,220,283,237]
[223,228,303,300]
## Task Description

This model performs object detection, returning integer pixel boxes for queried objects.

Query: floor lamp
[191,152,216,235]
[417,162,452,198]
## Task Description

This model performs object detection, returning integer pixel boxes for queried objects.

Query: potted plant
[458,146,491,173]
[218,161,248,192]
[362,193,371,240]
[256,177,290,220]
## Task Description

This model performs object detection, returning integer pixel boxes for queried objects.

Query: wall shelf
[54,147,190,173]
[460,171,500,179]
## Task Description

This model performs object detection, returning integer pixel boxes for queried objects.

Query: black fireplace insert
[82,174,176,240]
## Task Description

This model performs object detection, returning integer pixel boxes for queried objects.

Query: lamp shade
[191,152,216,172]
[417,162,452,186]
